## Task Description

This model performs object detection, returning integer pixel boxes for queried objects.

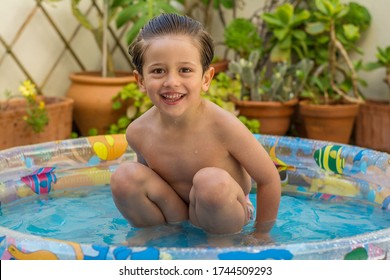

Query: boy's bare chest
[141,134,229,185]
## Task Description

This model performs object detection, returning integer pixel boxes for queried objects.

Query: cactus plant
[228,50,262,101]
[229,50,314,102]
[268,59,314,102]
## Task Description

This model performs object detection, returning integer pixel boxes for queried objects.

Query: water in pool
[1,185,389,248]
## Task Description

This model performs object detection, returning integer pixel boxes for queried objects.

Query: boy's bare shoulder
[203,99,254,145]
[204,100,244,130]
[127,107,155,131]
[126,107,156,145]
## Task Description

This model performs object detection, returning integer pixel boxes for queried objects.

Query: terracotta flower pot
[233,98,298,136]
[355,100,390,153]
[0,97,73,150]
[299,100,359,144]
[66,71,136,136]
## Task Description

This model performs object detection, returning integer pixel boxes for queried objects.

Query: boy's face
[134,35,214,119]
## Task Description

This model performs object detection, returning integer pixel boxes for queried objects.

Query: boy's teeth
[163,93,182,100]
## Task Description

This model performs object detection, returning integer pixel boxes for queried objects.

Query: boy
[111,13,281,240]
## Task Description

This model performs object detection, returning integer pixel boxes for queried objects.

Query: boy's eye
[180,68,192,73]
[152,68,165,74]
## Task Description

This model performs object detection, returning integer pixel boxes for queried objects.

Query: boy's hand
[243,231,273,246]
[242,220,276,246]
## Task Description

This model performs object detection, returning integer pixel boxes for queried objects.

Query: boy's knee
[192,167,231,207]
[193,167,230,188]
[110,162,146,196]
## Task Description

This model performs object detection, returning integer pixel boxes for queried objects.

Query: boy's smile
[161,92,186,105]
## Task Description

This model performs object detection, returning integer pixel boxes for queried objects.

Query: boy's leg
[189,167,249,234]
[110,162,188,227]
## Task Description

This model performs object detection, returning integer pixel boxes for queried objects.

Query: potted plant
[65,0,135,136]
[355,46,390,152]
[223,2,313,136]
[295,0,371,144]
[228,50,313,136]
[0,81,73,150]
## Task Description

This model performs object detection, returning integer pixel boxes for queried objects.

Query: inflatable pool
[0,134,389,260]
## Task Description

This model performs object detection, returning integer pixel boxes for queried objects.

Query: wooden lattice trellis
[0,0,132,96]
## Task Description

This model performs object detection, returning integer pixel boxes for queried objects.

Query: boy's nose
[163,73,180,87]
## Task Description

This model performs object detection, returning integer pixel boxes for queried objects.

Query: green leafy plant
[222,0,305,68]
[262,3,310,63]
[222,1,315,103]
[70,0,180,76]
[1,80,49,133]
[203,72,239,113]
[223,18,263,59]
[108,82,153,134]
[365,46,390,102]
[238,115,260,134]
[70,0,126,77]
[184,0,236,30]
[299,0,371,104]
[115,0,179,45]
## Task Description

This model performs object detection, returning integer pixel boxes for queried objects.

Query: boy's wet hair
[129,13,214,75]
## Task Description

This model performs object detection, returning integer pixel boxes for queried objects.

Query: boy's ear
[133,70,146,92]
[201,66,215,92]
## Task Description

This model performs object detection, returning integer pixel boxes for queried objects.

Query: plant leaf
[111,0,131,8]
[220,0,234,9]
[315,0,329,15]
[343,24,359,41]
[116,2,147,28]
[276,4,293,25]
[274,29,289,41]
[270,45,290,63]
[126,16,149,44]
[154,1,179,14]
[292,30,306,41]
[292,10,311,25]
[262,14,285,28]
[305,21,326,35]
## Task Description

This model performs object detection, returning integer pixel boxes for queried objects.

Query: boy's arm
[220,115,281,238]
[227,128,281,227]
[253,175,281,240]
[255,167,281,227]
